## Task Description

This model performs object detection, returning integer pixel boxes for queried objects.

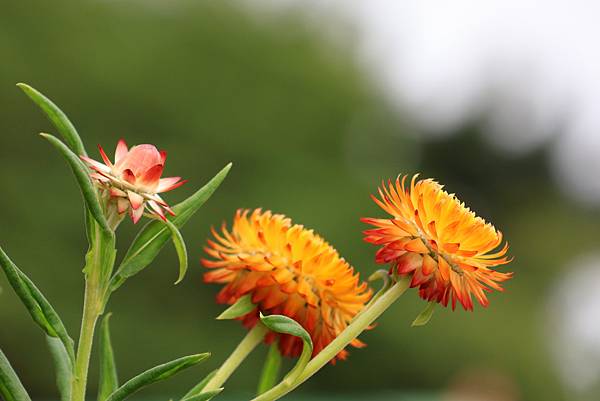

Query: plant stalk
[256,343,282,395]
[71,219,116,401]
[204,323,268,392]
[71,279,103,401]
[252,276,411,401]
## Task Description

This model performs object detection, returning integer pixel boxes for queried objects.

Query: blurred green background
[0,1,596,401]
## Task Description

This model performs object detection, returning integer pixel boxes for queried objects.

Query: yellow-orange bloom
[203,209,372,362]
[362,175,512,311]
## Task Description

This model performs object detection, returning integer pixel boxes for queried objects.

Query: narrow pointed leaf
[40,133,111,233]
[162,219,188,284]
[0,246,75,364]
[110,163,231,291]
[256,343,282,395]
[181,370,216,400]
[46,336,72,401]
[98,313,119,401]
[216,294,255,320]
[411,302,437,327]
[181,389,223,401]
[259,314,312,384]
[17,83,87,156]
[105,353,210,401]
[0,349,32,401]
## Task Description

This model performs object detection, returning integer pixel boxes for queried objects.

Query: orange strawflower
[362,175,512,311]
[81,139,186,224]
[203,209,372,362]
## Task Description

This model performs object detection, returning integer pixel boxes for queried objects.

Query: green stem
[71,220,116,401]
[71,279,103,401]
[204,323,268,392]
[256,343,282,395]
[252,277,411,401]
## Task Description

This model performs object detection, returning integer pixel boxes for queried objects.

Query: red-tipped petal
[80,155,111,173]
[122,169,136,185]
[117,198,129,214]
[110,188,127,197]
[151,194,168,206]
[115,138,128,164]
[157,177,186,193]
[127,190,144,210]
[90,173,110,182]
[130,204,144,224]
[139,164,164,188]
[160,150,167,164]
[163,204,176,216]
[98,144,113,167]
[148,200,166,221]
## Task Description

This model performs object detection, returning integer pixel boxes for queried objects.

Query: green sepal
[46,336,72,401]
[162,219,188,284]
[105,353,210,401]
[181,389,223,401]
[98,313,119,401]
[17,83,87,156]
[0,349,32,401]
[256,343,282,395]
[216,294,255,320]
[411,302,437,327]
[259,314,312,384]
[0,246,75,364]
[181,369,217,400]
[110,163,232,291]
[40,133,111,234]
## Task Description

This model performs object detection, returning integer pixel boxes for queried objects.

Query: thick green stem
[71,220,116,401]
[252,277,411,401]
[71,279,103,401]
[204,323,268,392]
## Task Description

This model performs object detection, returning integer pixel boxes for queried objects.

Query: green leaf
[259,314,312,384]
[259,314,311,346]
[411,302,437,327]
[46,336,72,401]
[162,219,188,284]
[181,370,217,400]
[110,163,232,291]
[181,389,223,401]
[0,349,32,401]
[0,246,75,364]
[256,343,282,395]
[105,353,210,401]
[40,133,111,234]
[17,83,87,156]
[216,294,255,320]
[98,313,119,401]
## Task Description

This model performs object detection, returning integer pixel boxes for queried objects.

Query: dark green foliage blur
[0,1,595,400]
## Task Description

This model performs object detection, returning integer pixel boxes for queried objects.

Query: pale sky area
[547,253,600,396]
[255,0,600,207]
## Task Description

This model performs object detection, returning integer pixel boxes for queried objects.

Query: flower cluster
[362,175,513,310]
[81,139,186,223]
[203,209,372,362]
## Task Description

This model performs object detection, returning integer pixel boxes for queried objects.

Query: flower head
[203,209,372,362]
[81,139,186,223]
[362,175,512,311]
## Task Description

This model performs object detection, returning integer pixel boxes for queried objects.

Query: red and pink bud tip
[81,139,187,224]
